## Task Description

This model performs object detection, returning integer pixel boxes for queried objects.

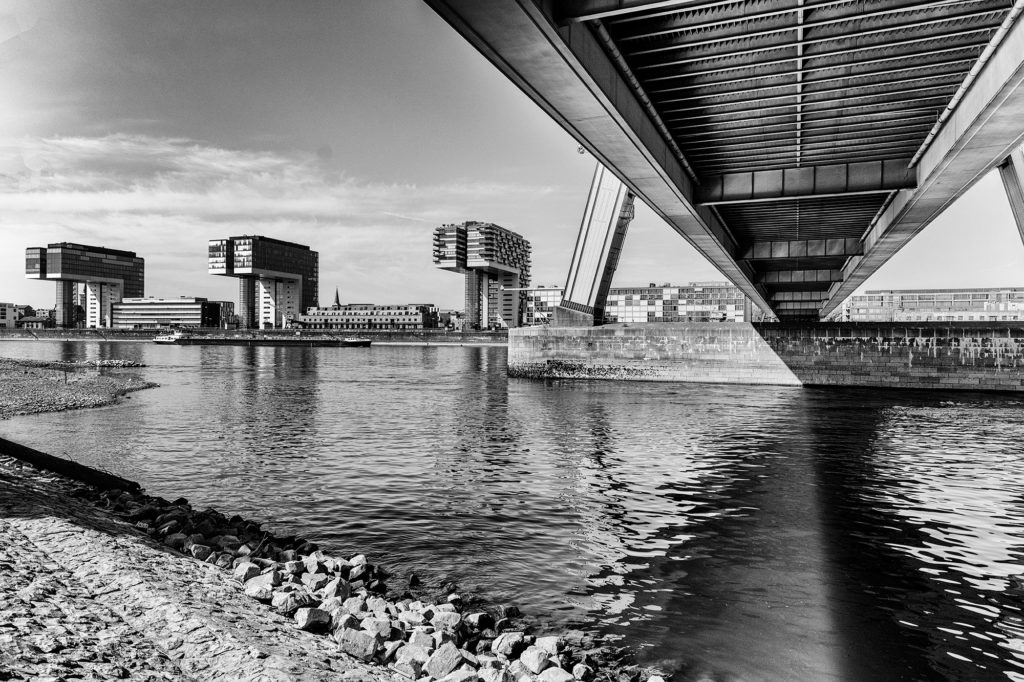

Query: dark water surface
[2,341,1024,681]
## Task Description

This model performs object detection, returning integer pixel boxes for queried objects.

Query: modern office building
[25,243,145,328]
[524,282,752,325]
[297,303,439,331]
[0,303,15,329]
[111,297,222,329]
[208,235,319,329]
[849,288,1024,321]
[433,221,531,329]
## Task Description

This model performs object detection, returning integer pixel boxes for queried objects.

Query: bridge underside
[425,0,1024,320]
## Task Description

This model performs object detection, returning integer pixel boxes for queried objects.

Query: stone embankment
[0,451,657,682]
[0,357,155,420]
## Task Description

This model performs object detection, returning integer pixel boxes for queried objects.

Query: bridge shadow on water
[522,382,1024,682]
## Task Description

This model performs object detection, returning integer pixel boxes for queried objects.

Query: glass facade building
[25,243,144,328]
[849,288,1024,321]
[433,221,531,329]
[208,236,319,329]
[524,282,752,325]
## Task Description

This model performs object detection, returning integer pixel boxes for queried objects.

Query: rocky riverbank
[0,357,156,420]
[0,449,662,682]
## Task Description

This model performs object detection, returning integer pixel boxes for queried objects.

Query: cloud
[0,134,557,305]
[0,134,546,219]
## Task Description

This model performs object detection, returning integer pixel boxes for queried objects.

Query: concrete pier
[508,323,1024,391]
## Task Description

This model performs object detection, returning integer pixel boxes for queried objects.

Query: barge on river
[153,331,371,348]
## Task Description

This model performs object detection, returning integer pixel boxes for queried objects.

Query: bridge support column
[998,146,1024,247]
[553,164,635,326]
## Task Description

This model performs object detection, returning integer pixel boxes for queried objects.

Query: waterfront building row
[296,302,440,330]
[847,288,1024,322]
[524,282,753,325]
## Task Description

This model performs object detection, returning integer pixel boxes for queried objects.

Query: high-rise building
[433,221,531,329]
[524,282,752,325]
[209,235,319,329]
[25,243,144,328]
[848,287,1024,321]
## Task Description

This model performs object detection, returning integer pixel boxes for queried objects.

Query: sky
[1,0,1023,312]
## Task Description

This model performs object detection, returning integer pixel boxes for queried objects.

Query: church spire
[333,287,341,309]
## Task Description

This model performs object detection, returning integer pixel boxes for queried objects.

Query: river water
[1,340,1023,681]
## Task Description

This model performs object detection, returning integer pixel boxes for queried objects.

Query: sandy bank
[0,357,157,420]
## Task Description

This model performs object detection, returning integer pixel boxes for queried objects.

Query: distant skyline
[2,0,1023,311]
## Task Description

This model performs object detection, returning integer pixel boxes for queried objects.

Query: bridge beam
[771,291,831,303]
[998,145,1024,246]
[760,269,844,286]
[557,0,710,24]
[741,238,863,261]
[697,160,915,206]
[423,0,773,315]
[823,7,1024,317]
[556,164,636,326]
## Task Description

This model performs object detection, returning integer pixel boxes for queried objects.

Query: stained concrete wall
[508,322,1024,391]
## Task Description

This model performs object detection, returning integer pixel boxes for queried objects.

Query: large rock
[536,636,561,655]
[394,644,430,678]
[366,595,389,613]
[409,629,436,652]
[302,572,330,592]
[338,628,380,661]
[244,570,281,591]
[362,617,393,639]
[426,642,464,679]
[399,610,426,627]
[322,577,351,600]
[186,543,210,560]
[341,596,366,614]
[491,632,526,658]
[274,590,317,616]
[243,583,274,602]
[332,612,360,632]
[295,607,331,632]
[519,646,551,675]
[538,668,574,682]
[465,612,495,631]
[432,611,462,635]
[233,562,261,583]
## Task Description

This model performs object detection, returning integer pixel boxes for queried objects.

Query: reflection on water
[2,341,1023,681]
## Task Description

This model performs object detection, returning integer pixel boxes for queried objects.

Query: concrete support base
[509,323,1024,391]
[551,305,595,328]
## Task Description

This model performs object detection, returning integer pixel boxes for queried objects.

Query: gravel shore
[0,454,396,681]
[0,451,649,682]
[0,357,156,420]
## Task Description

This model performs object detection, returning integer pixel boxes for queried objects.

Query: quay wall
[508,322,1024,391]
[0,328,507,346]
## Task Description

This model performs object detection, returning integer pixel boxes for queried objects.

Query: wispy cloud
[0,134,555,304]
[0,134,546,219]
